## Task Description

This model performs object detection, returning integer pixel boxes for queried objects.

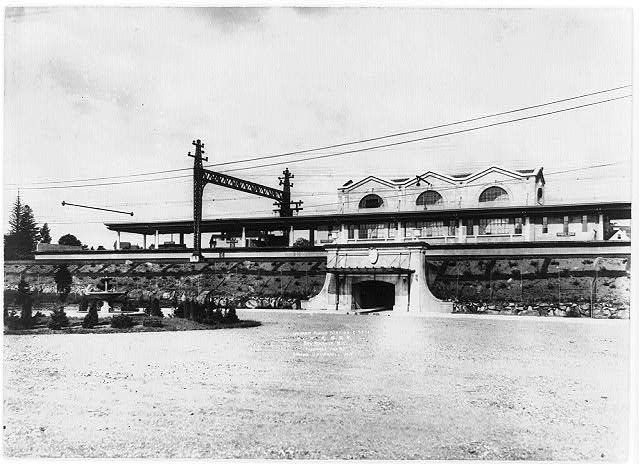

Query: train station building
[36,166,631,313]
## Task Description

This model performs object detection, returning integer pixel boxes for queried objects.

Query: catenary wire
[4,85,631,187]
[37,164,628,222]
[6,94,632,191]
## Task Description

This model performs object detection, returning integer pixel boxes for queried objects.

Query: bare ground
[3,311,631,460]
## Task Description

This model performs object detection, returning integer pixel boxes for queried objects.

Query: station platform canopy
[104,201,631,235]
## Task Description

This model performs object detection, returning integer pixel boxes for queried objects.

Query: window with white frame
[514,217,523,234]
[416,190,443,207]
[479,186,509,204]
[357,223,387,239]
[479,218,510,235]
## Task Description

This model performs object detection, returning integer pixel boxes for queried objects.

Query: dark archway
[352,280,395,309]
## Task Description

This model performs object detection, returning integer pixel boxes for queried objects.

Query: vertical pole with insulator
[189,139,207,262]
[279,168,293,245]
[279,168,293,217]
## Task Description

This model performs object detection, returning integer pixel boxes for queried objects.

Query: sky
[3,7,634,248]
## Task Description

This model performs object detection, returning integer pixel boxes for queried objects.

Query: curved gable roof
[339,175,399,192]
[401,171,458,187]
[340,167,543,191]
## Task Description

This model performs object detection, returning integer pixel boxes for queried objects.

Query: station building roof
[339,166,544,191]
[105,201,631,235]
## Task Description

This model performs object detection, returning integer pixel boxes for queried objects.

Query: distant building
[36,243,83,253]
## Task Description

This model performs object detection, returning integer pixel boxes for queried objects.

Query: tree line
[4,194,83,260]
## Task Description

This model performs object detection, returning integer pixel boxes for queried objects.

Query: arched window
[479,186,509,203]
[359,194,384,209]
[416,190,443,207]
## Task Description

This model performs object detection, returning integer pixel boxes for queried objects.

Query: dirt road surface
[3,311,631,459]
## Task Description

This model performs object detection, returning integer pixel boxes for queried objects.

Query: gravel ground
[3,311,631,460]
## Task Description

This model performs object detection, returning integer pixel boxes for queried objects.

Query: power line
[6,94,631,191]
[222,95,632,173]
[5,85,631,188]
[208,85,632,169]
[37,163,628,222]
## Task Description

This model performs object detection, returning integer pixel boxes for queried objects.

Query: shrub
[78,298,89,313]
[16,277,33,326]
[150,298,163,318]
[5,315,25,330]
[48,307,70,329]
[142,317,164,328]
[292,238,312,248]
[565,307,581,318]
[174,302,185,318]
[53,265,73,302]
[224,306,239,323]
[121,300,138,313]
[82,301,99,328]
[111,314,135,329]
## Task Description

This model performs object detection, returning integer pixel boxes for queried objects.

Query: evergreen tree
[82,301,99,328]
[48,307,69,330]
[18,205,40,249]
[150,298,163,318]
[8,193,22,233]
[54,265,73,302]
[4,194,41,259]
[16,276,33,326]
[39,223,52,244]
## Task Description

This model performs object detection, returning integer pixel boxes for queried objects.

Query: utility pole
[188,139,207,262]
[188,139,302,261]
[278,169,293,217]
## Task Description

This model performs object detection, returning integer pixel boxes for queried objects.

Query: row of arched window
[358,186,509,209]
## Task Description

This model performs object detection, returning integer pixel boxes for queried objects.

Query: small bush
[142,317,164,328]
[78,298,89,313]
[224,307,239,323]
[121,300,138,313]
[150,298,163,318]
[5,315,27,330]
[48,307,70,330]
[565,307,581,318]
[111,314,135,329]
[82,302,99,328]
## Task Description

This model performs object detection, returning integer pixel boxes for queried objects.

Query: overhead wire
[221,94,632,174]
[5,93,631,191]
[4,85,631,188]
[38,163,629,223]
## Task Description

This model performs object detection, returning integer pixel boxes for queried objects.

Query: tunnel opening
[352,280,395,310]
